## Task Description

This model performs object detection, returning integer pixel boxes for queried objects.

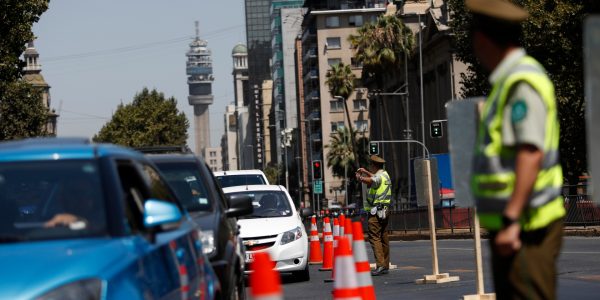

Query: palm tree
[349,14,415,193]
[349,14,414,82]
[325,62,358,169]
[325,127,355,179]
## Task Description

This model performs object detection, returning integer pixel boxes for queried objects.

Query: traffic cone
[352,221,376,300]
[333,217,340,249]
[309,215,323,264]
[345,218,353,252]
[249,252,282,300]
[332,237,361,300]
[319,217,334,271]
[339,214,346,237]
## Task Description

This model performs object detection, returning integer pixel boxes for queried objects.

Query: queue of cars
[0,138,311,299]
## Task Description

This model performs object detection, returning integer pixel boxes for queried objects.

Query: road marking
[438,247,474,251]
[397,266,424,270]
[577,275,600,281]
[562,251,600,255]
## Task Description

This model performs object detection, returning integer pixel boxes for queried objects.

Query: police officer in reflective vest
[356,155,391,276]
[467,0,565,298]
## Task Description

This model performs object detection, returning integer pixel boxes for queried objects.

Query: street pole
[418,13,426,157]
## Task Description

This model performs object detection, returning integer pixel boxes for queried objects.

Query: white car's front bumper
[244,233,308,273]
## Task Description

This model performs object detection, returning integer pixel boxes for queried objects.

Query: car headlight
[280,226,303,245]
[36,278,102,300]
[199,229,216,255]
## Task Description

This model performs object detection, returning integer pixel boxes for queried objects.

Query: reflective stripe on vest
[472,55,565,231]
[365,171,391,210]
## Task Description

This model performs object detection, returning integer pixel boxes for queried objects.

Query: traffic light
[369,142,379,155]
[430,121,443,138]
[312,160,322,180]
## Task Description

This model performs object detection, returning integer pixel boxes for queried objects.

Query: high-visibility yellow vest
[472,55,565,231]
[365,170,391,210]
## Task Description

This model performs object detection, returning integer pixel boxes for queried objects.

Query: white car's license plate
[245,252,254,263]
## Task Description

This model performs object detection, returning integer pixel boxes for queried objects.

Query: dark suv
[138,146,251,300]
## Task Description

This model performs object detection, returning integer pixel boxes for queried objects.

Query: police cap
[466,0,529,23]
[370,155,385,164]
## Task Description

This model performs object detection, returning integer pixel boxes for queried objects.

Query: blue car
[0,138,220,300]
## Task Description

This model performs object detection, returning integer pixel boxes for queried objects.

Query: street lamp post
[418,13,426,156]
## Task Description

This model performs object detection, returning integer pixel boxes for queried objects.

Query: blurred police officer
[467,0,565,298]
[356,155,391,276]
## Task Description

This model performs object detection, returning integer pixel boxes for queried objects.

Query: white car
[214,169,269,188]
[221,185,311,281]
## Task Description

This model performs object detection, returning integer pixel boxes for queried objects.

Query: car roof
[222,184,287,194]
[213,169,266,176]
[145,153,200,163]
[0,137,143,162]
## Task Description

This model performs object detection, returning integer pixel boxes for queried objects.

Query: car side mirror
[143,199,182,228]
[226,194,253,218]
[299,208,313,219]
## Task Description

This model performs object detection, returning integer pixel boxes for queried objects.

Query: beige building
[204,147,223,172]
[301,7,386,207]
[22,41,58,135]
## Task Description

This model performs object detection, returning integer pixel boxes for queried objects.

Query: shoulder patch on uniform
[511,100,528,123]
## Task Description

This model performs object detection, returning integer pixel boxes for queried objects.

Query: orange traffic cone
[352,221,376,300]
[332,237,360,300]
[344,218,354,252]
[319,217,334,271]
[339,214,346,237]
[250,252,282,300]
[333,217,340,249]
[309,215,323,264]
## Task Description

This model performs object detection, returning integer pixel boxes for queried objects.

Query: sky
[33,0,247,149]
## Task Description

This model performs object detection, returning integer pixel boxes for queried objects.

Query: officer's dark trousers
[368,214,389,268]
[489,219,563,300]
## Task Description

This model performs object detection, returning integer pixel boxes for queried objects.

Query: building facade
[22,41,58,136]
[244,0,273,169]
[204,147,223,172]
[300,5,386,207]
[222,104,238,171]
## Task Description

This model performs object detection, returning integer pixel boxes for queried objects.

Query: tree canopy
[0,81,48,139]
[349,14,414,85]
[0,0,50,140]
[448,0,600,184]
[94,88,189,147]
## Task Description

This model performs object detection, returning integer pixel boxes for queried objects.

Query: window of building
[354,120,368,132]
[210,151,216,157]
[326,37,341,49]
[327,58,342,66]
[331,121,345,132]
[349,15,363,26]
[326,16,340,28]
[330,99,344,112]
[353,99,367,111]
[351,57,363,68]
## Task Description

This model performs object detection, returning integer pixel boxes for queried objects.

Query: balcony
[301,28,316,43]
[303,69,319,83]
[307,90,319,101]
[302,47,317,64]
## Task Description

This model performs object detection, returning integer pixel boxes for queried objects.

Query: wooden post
[416,159,459,284]
[462,207,496,299]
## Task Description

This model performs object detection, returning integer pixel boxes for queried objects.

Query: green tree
[263,164,280,185]
[447,0,600,184]
[326,127,355,179]
[349,14,414,85]
[0,81,48,139]
[94,88,189,147]
[0,0,49,82]
[349,14,414,190]
[325,62,358,169]
[0,0,50,140]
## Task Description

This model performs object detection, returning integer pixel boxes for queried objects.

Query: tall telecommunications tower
[186,21,214,154]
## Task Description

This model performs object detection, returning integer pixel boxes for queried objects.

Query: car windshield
[216,174,266,188]
[153,162,212,212]
[0,160,107,243]
[230,191,292,219]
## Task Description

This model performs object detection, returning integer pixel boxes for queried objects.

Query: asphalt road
[247,237,600,299]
